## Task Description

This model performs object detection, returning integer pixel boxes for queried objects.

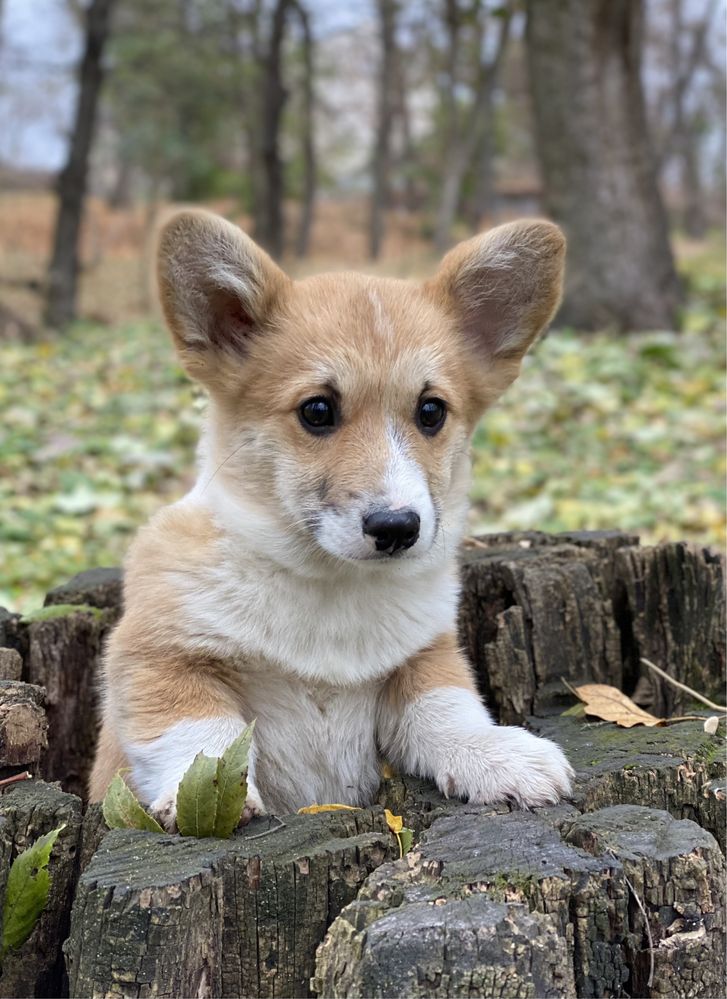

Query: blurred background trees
[1,0,724,330]
[0,0,724,609]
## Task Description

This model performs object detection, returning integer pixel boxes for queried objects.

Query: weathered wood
[19,605,115,798]
[528,715,726,851]
[458,533,725,723]
[458,539,624,721]
[0,781,83,998]
[614,542,725,714]
[313,805,725,999]
[44,567,124,615]
[0,649,22,682]
[0,681,47,772]
[563,807,726,999]
[0,535,721,998]
[65,809,399,999]
[0,610,21,657]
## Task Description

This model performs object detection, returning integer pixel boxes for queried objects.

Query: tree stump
[0,650,22,682]
[0,681,47,773]
[313,805,725,999]
[16,605,116,798]
[44,567,124,616]
[0,531,723,998]
[529,715,726,851]
[0,781,83,998]
[65,809,399,999]
[458,532,724,722]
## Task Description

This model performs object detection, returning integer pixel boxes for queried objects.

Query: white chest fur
[176,535,460,686]
[242,670,383,813]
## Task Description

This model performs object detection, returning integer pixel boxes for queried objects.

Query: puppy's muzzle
[362,508,420,554]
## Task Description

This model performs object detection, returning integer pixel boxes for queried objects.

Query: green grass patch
[20,603,103,624]
[1,246,724,612]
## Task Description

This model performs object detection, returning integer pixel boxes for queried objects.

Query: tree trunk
[434,1,511,252]
[392,38,418,213]
[294,1,316,258]
[525,0,682,331]
[680,119,707,237]
[106,149,133,210]
[44,0,116,330]
[464,112,496,231]
[257,0,291,259]
[653,0,716,238]
[369,0,397,260]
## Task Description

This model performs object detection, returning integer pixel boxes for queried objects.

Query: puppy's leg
[96,637,263,830]
[377,634,573,808]
[89,716,128,802]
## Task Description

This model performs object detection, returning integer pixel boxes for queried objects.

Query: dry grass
[0,191,443,330]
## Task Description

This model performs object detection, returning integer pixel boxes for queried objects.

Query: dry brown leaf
[297,804,362,815]
[574,683,664,728]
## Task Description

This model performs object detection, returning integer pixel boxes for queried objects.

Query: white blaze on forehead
[384,425,433,518]
[368,289,394,339]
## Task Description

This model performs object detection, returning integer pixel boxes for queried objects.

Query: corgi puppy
[89,210,573,827]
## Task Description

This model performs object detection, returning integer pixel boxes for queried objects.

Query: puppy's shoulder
[122,499,222,608]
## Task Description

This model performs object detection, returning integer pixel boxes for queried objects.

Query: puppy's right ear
[157,209,290,387]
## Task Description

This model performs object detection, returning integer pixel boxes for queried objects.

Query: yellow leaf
[297,804,362,814]
[574,683,664,728]
[384,809,403,834]
[381,762,397,779]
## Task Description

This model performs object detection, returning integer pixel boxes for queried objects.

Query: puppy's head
[157,211,564,564]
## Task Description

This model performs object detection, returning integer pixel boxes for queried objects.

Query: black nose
[362,508,420,553]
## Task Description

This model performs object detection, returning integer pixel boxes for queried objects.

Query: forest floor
[0,194,724,611]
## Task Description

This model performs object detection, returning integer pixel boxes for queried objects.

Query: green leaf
[176,752,219,838]
[399,828,414,856]
[102,773,164,833]
[1,825,64,959]
[213,721,255,839]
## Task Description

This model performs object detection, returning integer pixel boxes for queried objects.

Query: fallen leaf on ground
[297,804,362,814]
[704,716,721,734]
[574,683,664,728]
[384,809,403,834]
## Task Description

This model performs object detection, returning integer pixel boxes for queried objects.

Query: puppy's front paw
[149,788,179,833]
[149,783,267,833]
[239,782,267,826]
[437,726,574,809]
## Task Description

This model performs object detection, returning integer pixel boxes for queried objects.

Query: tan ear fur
[156,209,290,387]
[425,219,565,404]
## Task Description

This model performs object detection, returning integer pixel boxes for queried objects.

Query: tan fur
[88,720,127,801]
[383,634,477,710]
[90,210,567,811]
[89,503,238,800]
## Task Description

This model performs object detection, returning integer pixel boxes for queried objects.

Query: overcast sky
[1,0,724,175]
[0,0,372,171]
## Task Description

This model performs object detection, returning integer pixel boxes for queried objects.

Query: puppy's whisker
[200,440,250,495]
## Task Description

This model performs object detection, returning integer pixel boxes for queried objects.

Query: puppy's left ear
[425,219,565,405]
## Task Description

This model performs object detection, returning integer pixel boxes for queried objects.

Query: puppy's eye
[417,398,447,435]
[299,396,336,434]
